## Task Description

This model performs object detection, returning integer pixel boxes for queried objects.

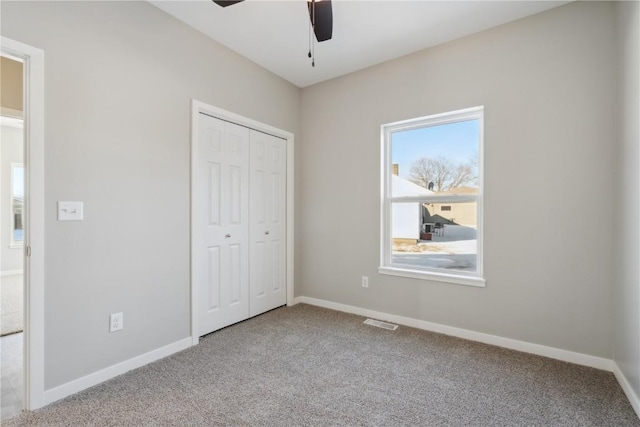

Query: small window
[380,107,484,287]
[10,163,24,248]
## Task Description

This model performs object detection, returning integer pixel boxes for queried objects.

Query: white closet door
[249,130,287,317]
[197,114,250,336]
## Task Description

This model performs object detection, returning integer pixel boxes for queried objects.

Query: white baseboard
[42,337,193,407]
[612,362,640,418]
[1,269,23,277]
[294,296,613,372]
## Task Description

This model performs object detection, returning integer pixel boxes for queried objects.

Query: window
[380,107,484,287]
[10,163,24,248]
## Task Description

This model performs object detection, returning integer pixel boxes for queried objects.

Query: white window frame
[379,106,485,287]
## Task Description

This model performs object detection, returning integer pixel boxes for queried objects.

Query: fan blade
[308,0,333,42]
[213,0,244,7]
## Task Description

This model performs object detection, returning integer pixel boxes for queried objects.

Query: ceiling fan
[212,0,333,66]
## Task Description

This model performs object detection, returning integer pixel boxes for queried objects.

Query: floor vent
[363,318,398,331]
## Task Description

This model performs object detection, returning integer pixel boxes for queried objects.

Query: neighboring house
[424,186,477,227]
[391,174,433,244]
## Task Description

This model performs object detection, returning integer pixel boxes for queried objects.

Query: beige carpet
[0,273,23,336]
[4,304,639,426]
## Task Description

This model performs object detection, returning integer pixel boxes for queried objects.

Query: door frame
[1,37,46,410]
[190,99,295,344]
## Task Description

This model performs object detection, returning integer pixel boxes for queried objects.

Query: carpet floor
[4,304,639,426]
[0,274,23,336]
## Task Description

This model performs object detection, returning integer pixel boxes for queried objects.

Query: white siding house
[391,175,433,242]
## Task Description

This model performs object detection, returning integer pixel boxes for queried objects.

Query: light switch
[58,201,84,221]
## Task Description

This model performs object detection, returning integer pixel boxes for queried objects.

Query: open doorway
[1,55,25,421]
[2,36,45,413]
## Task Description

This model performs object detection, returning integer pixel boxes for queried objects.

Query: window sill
[378,266,486,288]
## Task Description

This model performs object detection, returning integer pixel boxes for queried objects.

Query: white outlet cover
[58,201,84,221]
[110,312,123,332]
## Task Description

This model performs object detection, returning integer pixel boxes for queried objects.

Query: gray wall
[299,1,617,358]
[1,125,24,272]
[0,1,300,389]
[614,0,640,404]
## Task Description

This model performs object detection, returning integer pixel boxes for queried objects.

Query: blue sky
[392,119,479,180]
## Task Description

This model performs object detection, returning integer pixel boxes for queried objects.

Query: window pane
[391,201,477,273]
[391,119,479,196]
[12,165,24,242]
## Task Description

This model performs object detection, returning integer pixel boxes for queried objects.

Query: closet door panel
[198,114,249,336]
[250,130,286,317]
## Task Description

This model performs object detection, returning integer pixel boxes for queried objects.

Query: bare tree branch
[407,158,432,189]
[408,156,476,191]
[449,163,474,189]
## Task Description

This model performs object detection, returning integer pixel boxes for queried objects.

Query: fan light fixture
[307,0,333,67]
[212,0,333,68]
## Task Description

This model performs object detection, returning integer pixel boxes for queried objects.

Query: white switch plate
[58,201,83,221]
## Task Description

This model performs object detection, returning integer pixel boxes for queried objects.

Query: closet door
[249,130,287,317]
[197,114,250,336]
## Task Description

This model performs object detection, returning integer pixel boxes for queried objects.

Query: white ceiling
[149,0,570,88]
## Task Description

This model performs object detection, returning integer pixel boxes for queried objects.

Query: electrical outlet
[362,276,369,288]
[110,312,123,332]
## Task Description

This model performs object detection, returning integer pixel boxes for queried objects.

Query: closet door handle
[265,231,270,235]
[225,234,231,238]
